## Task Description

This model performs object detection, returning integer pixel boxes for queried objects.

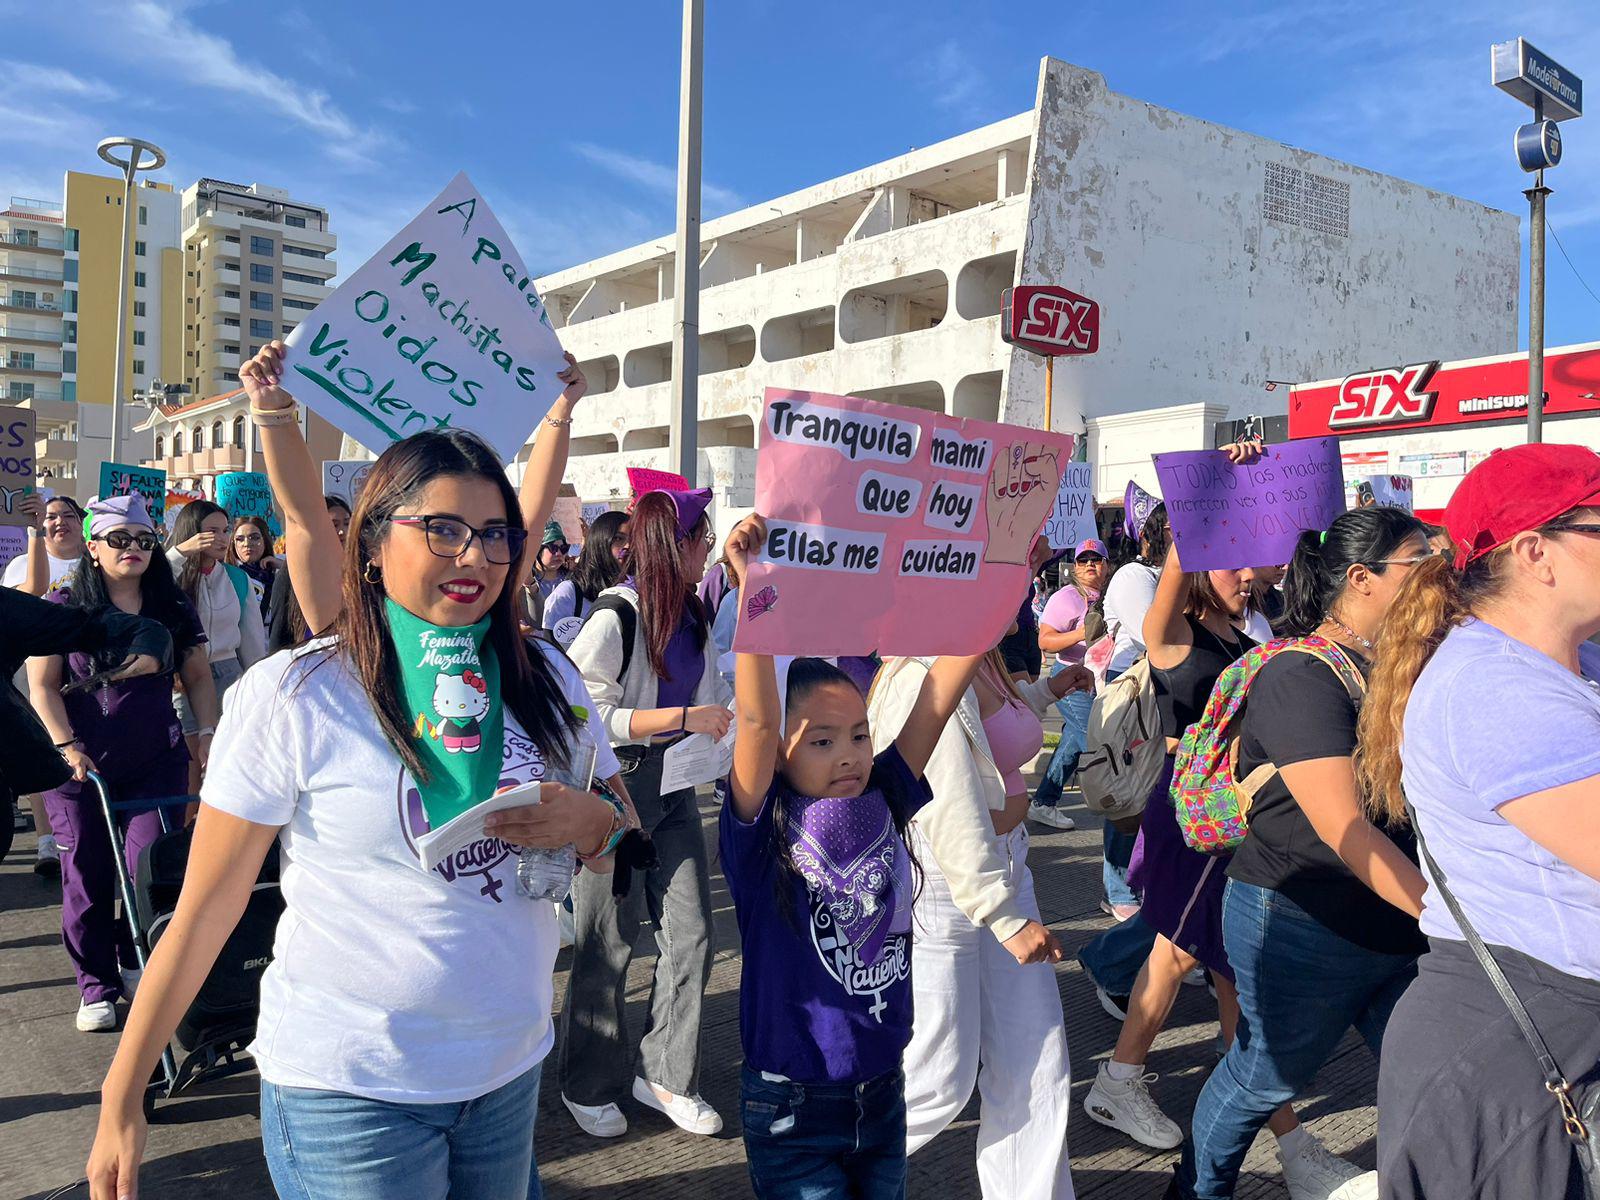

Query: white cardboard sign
[282,172,569,464]
[1043,461,1097,550]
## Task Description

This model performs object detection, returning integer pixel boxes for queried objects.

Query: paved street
[3,769,1381,1200]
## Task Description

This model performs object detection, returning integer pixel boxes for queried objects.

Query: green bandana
[384,597,504,827]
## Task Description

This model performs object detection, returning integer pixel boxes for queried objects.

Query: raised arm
[1142,539,1193,670]
[515,353,586,593]
[239,341,343,639]
[723,515,779,819]
[16,492,50,596]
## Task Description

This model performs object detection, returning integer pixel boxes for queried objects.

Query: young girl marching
[719,513,998,1200]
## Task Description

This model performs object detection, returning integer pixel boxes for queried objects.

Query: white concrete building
[533,57,1519,524]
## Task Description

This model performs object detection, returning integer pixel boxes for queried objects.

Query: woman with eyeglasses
[562,487,733,1140]
[27,493,217,1035]
[1170,506,1432,1200]
[1359,446,1600,1200]
[86,342,634,1200]
[542,510,629,648]
[226,515,278,621]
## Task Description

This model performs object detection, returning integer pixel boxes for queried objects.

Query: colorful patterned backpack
[1170,635,1364,855]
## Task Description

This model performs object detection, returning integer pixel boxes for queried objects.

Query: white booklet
[416,780,542,872]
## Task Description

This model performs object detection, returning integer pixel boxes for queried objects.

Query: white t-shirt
[202,636,619,1102]
[3,545,79,592]
[1241,607,1274,645]
[1103,562,1159,675]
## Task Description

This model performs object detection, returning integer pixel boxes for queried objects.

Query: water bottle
[515,741,598,903]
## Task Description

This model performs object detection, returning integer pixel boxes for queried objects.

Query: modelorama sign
[734,388,1073,657]
[1288,342,1600,439]
[281,172,570,466]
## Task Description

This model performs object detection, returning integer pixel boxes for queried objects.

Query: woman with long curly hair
[1358,444,1600,1200]
[562,485,733,1139]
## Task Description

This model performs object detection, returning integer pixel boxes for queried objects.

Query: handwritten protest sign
[0,524,24,572]
[551,496,584,545]
[1351,474,1414,512]
[99,461,167,526]
[733,388,1074,657]
[581,501,613,526]
[1154,438,1345,572]
[322,460,374,508]
[216,471,280,536]
[281,172,569,465]
[0,407,36,527]
[626,466,690,501]
[1043,461,1096,550]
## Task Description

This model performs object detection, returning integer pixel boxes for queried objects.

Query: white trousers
[905,823,1077,1200]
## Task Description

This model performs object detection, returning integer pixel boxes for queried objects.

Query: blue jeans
[1176,881,1418,1199]
[741,1064,907,1200]
[1102,821,1139,908]
[1077,911,1158,996]
[1032,679,1092,808]
[260,1060,545,1200]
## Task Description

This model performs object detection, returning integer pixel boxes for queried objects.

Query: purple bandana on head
[646,487,713,540]
[786,787,908,967]
[88,492,156,538]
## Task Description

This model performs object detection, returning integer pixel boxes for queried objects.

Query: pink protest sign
[626,467,690,503]
[733,388,1075,657]
[1154,437,1346,572]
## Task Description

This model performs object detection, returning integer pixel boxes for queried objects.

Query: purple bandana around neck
[786,786,909,967]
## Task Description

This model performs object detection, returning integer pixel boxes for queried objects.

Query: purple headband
[88,492,156,538]
[647,487,713,540]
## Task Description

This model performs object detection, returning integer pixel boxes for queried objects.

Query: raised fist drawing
[984,441,1061,565]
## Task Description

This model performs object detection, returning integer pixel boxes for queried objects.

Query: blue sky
[3,0,1597,351]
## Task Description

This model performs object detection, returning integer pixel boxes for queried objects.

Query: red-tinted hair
[628,491,708,679]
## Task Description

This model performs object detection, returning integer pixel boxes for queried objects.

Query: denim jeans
[1102,822,1139,908]
[741,1064,907,1200]
[260,1060,544,1200]
[1031,678,1092,808]
[1077,911,1158,996]
[1176,881,1418,1199]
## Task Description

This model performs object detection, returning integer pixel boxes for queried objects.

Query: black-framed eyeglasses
[391,515,528,564]
[96,530,160,552]
[1547,522,1600,538]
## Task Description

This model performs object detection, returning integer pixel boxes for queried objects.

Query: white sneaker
[632,1076,723,1135]
[1083,1062,1182,1150]
[1181,965,1207,987]
[75,1000,117,1032]
[34,834,61,877]
[1279,1132,1377,1200]
[120,967,142,1002]
[562,1093,627,1138]
[1027,802,1076,830]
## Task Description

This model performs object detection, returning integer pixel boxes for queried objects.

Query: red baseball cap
[1444,444,1600,570]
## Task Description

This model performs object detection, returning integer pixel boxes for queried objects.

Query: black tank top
[1152,614,1254,740]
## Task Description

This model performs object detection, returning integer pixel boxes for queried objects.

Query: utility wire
[1547,218,1600,312]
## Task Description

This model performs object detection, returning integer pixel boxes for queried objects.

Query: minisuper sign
[1001,285,1100,357]
[1289,342,1600,438]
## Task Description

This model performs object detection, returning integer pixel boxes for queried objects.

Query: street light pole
[668,0,703,483]
[96,136,166,467]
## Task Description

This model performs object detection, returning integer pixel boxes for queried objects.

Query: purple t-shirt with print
[1403,619,1600,981]
[719,745,932,1084]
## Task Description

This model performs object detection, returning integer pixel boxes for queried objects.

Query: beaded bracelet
[577,785,630,863]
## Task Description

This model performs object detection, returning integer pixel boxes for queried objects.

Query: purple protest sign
[1153,437,1345,571]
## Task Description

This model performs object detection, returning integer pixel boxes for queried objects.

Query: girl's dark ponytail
[1277,506,1427,637]
[1278,530,1330,637]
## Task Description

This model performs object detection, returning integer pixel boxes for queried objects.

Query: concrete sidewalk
[1,789,1381,1200]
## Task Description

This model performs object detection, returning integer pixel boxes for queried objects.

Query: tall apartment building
[4,176,184,492]
[181,180,336,398]
[533,57,1518,528]
[0,196,72,481]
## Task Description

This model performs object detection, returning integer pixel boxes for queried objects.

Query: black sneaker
[1096,984,1130,1022]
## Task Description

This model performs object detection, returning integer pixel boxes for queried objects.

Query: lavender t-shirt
[1402,619,1600,981]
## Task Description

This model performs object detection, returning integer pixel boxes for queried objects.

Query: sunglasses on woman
[391,514,528,564]
[95,530,160,552]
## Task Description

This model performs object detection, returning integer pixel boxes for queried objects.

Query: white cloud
[571,142,746,214]
[925,39,987,115]
[0,60,116,100]
[97,1,387,167]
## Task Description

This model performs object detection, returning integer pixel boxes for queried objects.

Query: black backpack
[589,593,638,678]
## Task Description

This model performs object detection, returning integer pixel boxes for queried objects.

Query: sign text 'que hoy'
[734,388,1074,658]
[281,172,570,465]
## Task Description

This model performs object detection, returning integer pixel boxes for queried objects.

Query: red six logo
[1328,362,1441,428]
[1019,293,1096,352]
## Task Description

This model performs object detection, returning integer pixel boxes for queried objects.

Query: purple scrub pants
[43,754,187,1004]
